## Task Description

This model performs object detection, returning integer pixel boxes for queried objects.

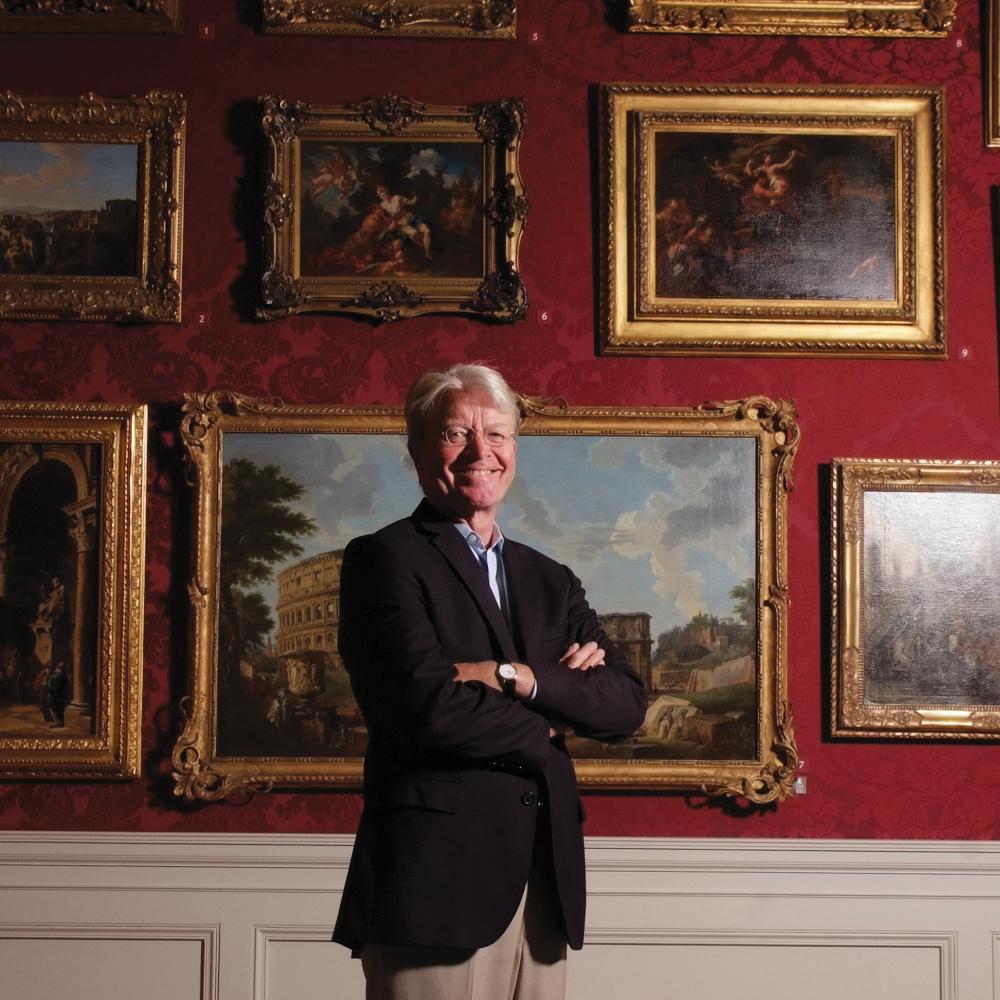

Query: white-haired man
[334,363,646,1000]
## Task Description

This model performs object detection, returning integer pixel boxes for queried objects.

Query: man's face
[412,391,517,522]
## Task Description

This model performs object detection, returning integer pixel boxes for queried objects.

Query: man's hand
[559,641,606,671]
[453,660,537,701]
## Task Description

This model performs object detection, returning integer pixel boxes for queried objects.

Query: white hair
[405,363,521,445]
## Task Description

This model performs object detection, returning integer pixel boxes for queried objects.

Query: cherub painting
[653,131,896,301]
[299,141,484,280]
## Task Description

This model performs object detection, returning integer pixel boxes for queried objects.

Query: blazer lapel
[499,538,546,662]
[412,501,519,663]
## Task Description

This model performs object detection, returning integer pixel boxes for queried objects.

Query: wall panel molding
[1,833,997,999]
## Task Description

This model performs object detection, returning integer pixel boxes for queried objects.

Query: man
[333,363,647,1000]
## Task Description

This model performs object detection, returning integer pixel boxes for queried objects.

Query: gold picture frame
[262,0,515,37]
[831,459,1000,739]
[0,402,146,779]
[258,93,528,323]
[600,84,946,357]
[0,91,185,323]
[626,0,954,36]
[0,1,182,33]
[173,391,797,802]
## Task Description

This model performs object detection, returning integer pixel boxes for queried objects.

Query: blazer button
[521,791,537,806]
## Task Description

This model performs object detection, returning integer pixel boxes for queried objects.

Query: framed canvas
[600,84,946,357]
[0,91,185,322]
[626,0,954,36]
[0,1,182,33]
[0,402,146,779]
[173,391,798,802]
[262,0,515,37]
[258,94,528,322]
[831,459,1000,739]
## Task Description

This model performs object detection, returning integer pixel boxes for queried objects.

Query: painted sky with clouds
[224,432,756,641]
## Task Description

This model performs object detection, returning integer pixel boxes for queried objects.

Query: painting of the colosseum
[216,432,757,762]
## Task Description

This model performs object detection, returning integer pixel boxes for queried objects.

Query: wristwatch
[496,661,518,697]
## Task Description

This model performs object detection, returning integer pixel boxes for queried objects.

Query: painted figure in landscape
[298,140,483,280]
[654,131,896,301]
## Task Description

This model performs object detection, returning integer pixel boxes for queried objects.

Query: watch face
[499,663,517,681]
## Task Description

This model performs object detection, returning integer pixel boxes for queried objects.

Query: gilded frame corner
[0,1,182,33]
[0,401,146,780]
[257,93,528,323]
[626,0,954,36]
[261,0,515,37]
[174,392,797,803]
[0,91,186,323]
[600,84,946,358]
[831,458,1000,740]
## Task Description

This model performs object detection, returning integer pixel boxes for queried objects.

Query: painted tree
[219,458,315,684]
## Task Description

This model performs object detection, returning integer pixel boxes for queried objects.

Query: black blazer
[333,500,646,954]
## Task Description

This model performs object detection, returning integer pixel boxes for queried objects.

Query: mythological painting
[0,1,182,33]
[299,140,484,280]
[174,394,797,802]
[832,459,1000,739]
[258,94,527,322]
[0,403,145,780]
[600,84,946,356]
[652,132,896,303]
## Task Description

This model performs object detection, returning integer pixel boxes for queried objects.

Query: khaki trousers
[360,864,567,1000]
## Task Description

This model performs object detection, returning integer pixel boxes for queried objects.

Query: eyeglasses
[440,425,516,448]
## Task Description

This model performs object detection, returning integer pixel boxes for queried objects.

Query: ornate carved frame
[831,459,1000,739]
[258,93,528,323]
[627,0,954,36]
[174,392,797,803]
[600,84,946,357]
[0,91,185,322]
[0,402,146,779]
[0,1,182,33]
[262,0,515,37]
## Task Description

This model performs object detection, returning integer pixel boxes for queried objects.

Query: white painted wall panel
[1,833,998,1000]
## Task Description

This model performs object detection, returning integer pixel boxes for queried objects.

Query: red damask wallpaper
[0,2,997,838]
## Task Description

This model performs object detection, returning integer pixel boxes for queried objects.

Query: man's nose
[465,431,491,459]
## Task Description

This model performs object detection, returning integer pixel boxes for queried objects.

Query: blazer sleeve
[527,563,648,743]
[339,533,552,772]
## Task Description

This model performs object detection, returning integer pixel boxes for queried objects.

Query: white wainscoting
[3,833,1000,999]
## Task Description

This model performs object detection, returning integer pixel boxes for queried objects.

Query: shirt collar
[453,520,504,554]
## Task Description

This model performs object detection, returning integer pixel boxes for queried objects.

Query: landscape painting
[299,140,484,280]
[0,141,139,276]
[213,433,756,763]
[832,459,1000,739]
[653,131,896,302]
[175,394,796,800]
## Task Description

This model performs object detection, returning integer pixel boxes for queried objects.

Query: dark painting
[653,131,896,301]
[0,442,101,738]
[0,141,139,276]
[299,140,484,280]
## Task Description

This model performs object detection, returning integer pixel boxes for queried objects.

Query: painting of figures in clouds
[216,431,758,764]
[0,141,139,276]
[299,140,484,280]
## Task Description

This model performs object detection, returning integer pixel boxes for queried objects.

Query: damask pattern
[0,0,997,837]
